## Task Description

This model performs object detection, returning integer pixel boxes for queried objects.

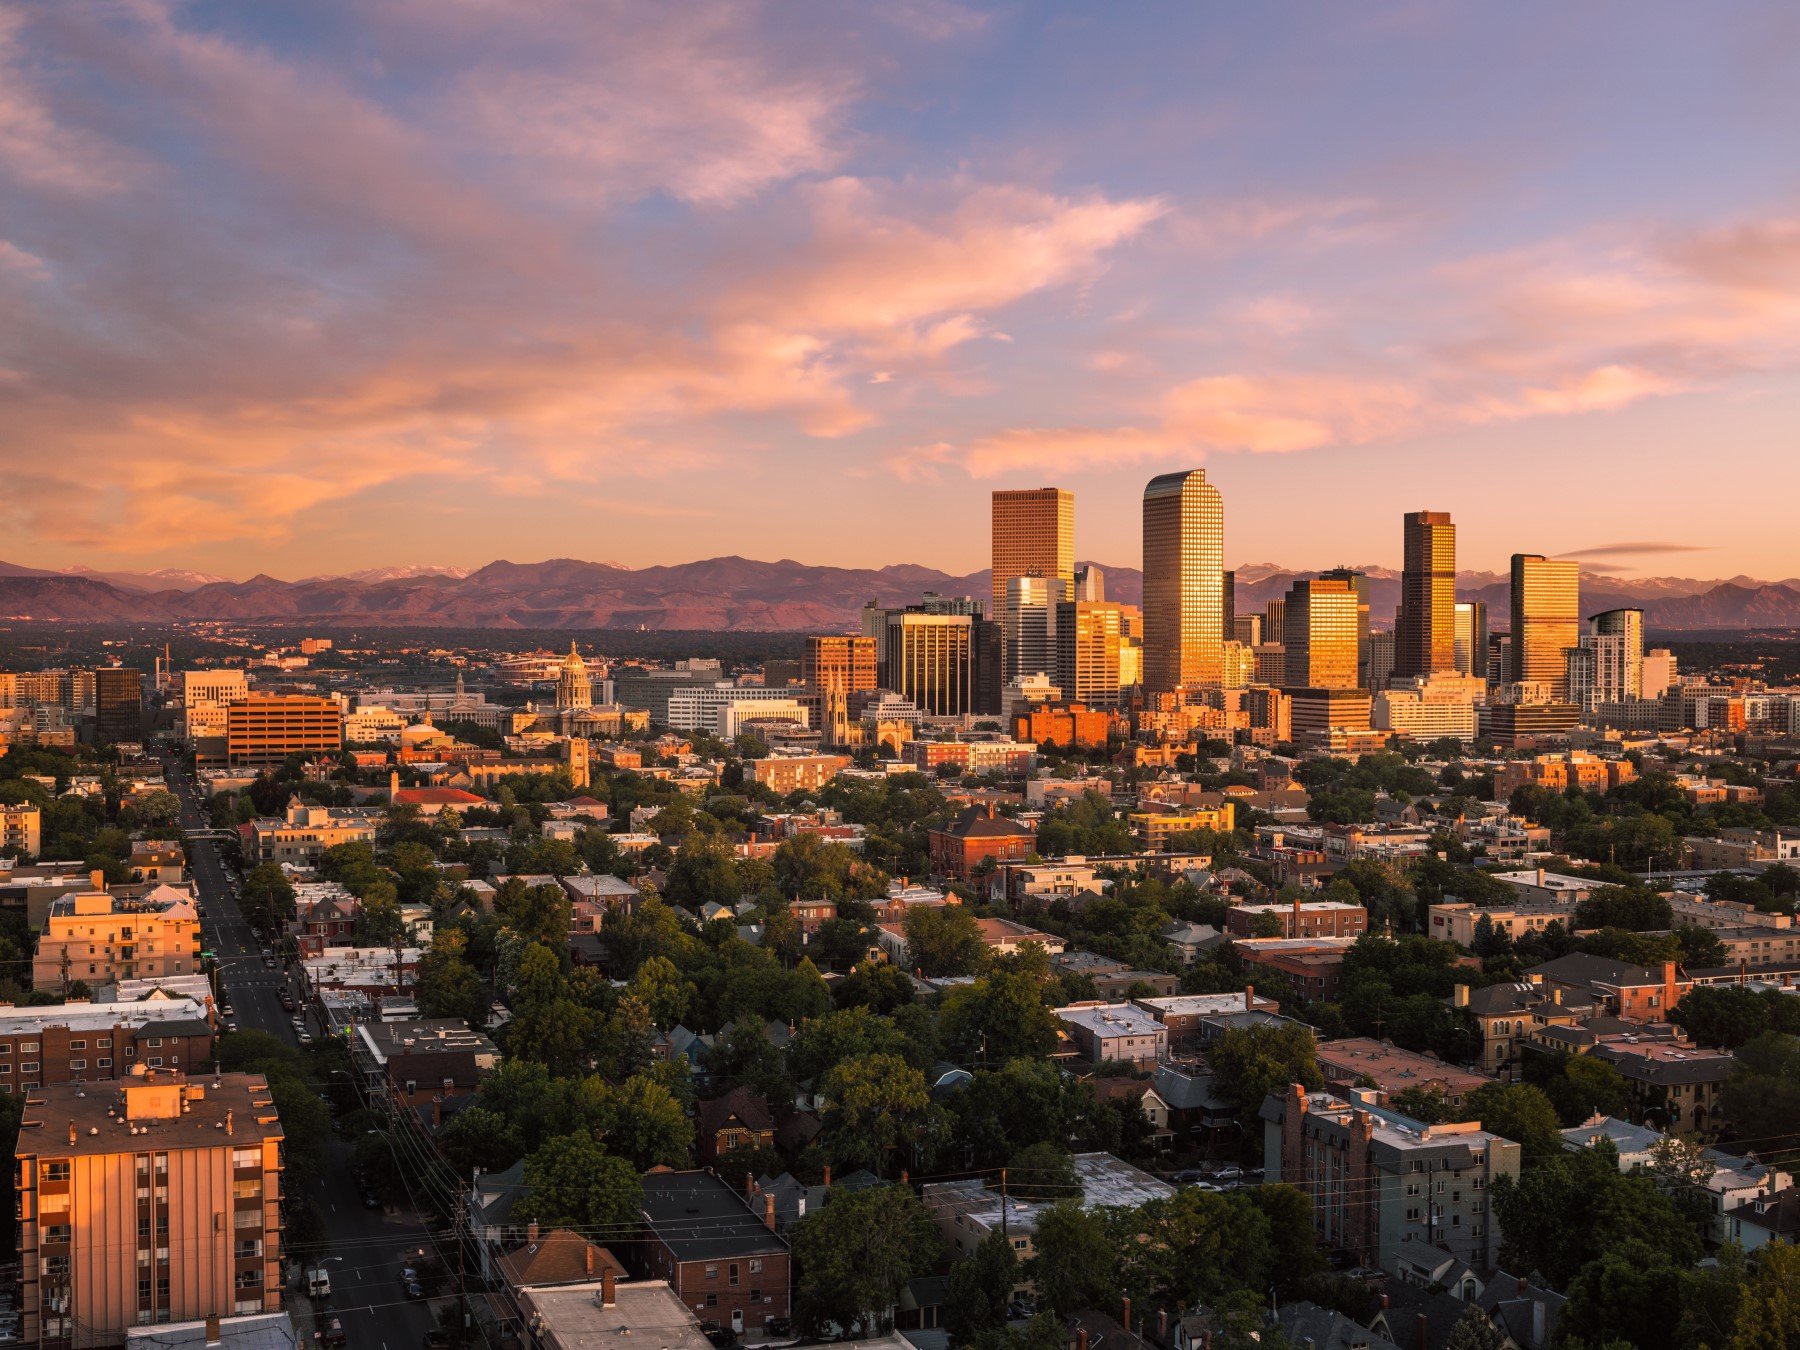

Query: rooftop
[0,995,210,1037]
[1136,992,1277,1018]
[640,1169,788,1262]
[1053,1002,1164,1039]
[517,1279,711,1350]
[923,1152,1173,1234]
[354,1018,499,1062]
[15,1072,283,1158]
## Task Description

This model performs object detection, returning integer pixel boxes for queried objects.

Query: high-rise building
[991,488,1074,617]
[1281,578,1361,691]
[1318,568,1371,686]
[1641,648,1677,701]
[93,668,144,744]
[1263,599,1286,643]
[1590,608,1644,698]
[882,611,976,716]
[1454,601,1489,680]
[803,635,877,694]
[1395,511,1456,679]
[1231,614,1263,647]
[1510,554,1581,699]
[1073,565,1105,602]
[1222,570,1237,644]
[1003,574,1067,683]
[1055,601,1126,708]
[224,695,345,769]
[1368,632,1397,691]
[1142,470,1225,693]
[15,1073,286,1347]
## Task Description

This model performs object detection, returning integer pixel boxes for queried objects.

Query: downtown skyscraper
[990,488,1074,616]
[1511,553,1581,699]
[1142,468,1224,692]
[1395,510,1457,680]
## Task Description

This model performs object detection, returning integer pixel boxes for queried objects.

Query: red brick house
[696,1087,776,1164]
[927,804,1035,881]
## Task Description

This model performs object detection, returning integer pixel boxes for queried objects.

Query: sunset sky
[3,2,1799,580]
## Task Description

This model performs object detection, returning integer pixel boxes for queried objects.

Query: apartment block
[1261,1085,1520,1273]
[15,1073,285,1347]
[223,695,344,770]
[1,802,41,858]
[33,885,201,992]
[0,996,214,1093]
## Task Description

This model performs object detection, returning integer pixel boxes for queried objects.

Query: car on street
[224,1020,238,1032]
[362,1186,383,1209]
[1212,1164,1244,1180]
[298,1031,314,1045]
[1170,1168,1207,1183]
[400,1271,425,1299]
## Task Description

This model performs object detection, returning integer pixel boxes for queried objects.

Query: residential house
[1053,1003,1168,1070]
[696,1087,777,1165]
[926,805,1035,881]
[638,1169,791,1336]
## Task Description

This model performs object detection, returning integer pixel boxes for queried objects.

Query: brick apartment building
[0,995,215,1093]
[1224,897,1368,941]
[638,1170,790,1336]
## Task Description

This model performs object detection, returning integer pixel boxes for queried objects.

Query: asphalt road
[162,753,443,1350]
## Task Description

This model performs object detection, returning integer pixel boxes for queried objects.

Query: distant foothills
[3,556,1800,633]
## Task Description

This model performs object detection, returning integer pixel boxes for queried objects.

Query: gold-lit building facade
[1142,469,1224,693]
[1281,578,1361,691]
[1510,554,1581,699]
[991,488,1074,616]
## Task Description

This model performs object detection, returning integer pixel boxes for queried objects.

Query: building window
[98,1037,112,1048]
[19,1042,37,1053]
[68,1040,85,1051]
[705,1294,718,1309]
[97,1058,112,1069]
[40,1160,70,1183]
[705,1264,718,1280]
[729,1264,740,1286]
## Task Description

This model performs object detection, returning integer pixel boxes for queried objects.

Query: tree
[415,939,486,1028]
[1007,1141,1078,1201]
[1208,1022,1322,1132]
[834,959,916,1013]
[1732,1242,1800,1350]
[938,972,1061,1065]
[517,1134,643,1231]
[1460,1083,1561,1160]
[791,1184,941,1337]
[627,956,696,1030]
[600,1072,694,1171]
[1574,885,1673,932]
[1028,1201,1117,1317]
[1719,1033,1800,1152]
[946,1230,1019,1342]
[1444,1305,1506,1350]
[1561,1239,1690,1350]
[820,1053,932,1175]
[903,904,985,976]
[1674,986,1775,1049]
[788,1007,914,1082]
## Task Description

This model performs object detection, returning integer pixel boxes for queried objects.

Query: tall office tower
[803,635,878,694]
[1641,648,1677,700]
[1395,511,1457,678]
[1368,632,1397,691]
[1142,469,1225,693]
[1073,565,1106,602]
[1454,601,1489,679]
[1263,600,1287,645]
[1281,578,1362,690]
[883,611,976,716]
[1510,554,1581,698]
[1231,614,1263,647]
[1487,633,1512,687]
[1055,600,1126,707]
[225,695,345,769]
[1589,608,1645,699]
[992,488,1075,617]
[1003,574,1067,682]
[1319,568,1371,686]
[1222,570,1237,643]
[15,1073,286,1347]
[93,667,144,743]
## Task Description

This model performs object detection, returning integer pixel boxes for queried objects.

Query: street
[163,753,443,1350]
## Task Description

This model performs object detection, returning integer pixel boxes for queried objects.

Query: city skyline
[3,4,1799,577]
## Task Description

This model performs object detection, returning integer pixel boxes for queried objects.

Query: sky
[3,1,1800,581]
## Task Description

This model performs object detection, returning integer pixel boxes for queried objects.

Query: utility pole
[1000,1167,1008,1243]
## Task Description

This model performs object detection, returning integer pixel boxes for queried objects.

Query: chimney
[764,1192,777,1231]
[602,1267,617,1307]
[205,1315,222,1347]
[1379,1294,1389,1311]
[1536,867,1547,888]
[823,1163,831,1187]
[527,1220,539,1245]
[746,1171,755,1200]
[68,1120,76,1145]
[1517,1276,1528,1296]
[585,1244,595,1277]
[432,1096,442,1129]
[901,1168,909,1186]
[390,769,400,798]
[1158,1309,1169,1341]
[1244,984,1256,1011]
[1739,961,1748,987]
[1417,1313,1429,1350]
[225,1110,233,1137]
[1122,1297,1131,1332]
[1078,1332,1089,1350]
[1453,983,1470,1008]
[90,868,105,890]
[1663,959,1679,1010]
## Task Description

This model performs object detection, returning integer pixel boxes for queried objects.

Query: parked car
[1212,1164,1244,1181]
[1170,1168,1208,1184]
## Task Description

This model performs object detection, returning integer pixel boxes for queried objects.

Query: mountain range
[1,557,1797,632]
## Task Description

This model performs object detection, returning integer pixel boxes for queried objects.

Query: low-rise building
[516,1277,711,1350]
[923,1153,1174,1261]
[1224,897,1367,941]
[350,1018,498,1111]
[1429,900,1577,948]
[1134,990,1281,1052]
[1315,1038,1495,1105]
[0,995,213,1092]
[1,802,43,858]
[744,754,853,794]
[1527,954,1690,1023]
[1053,1002,1168,1069]
[243,799,381,865]
[638,1170,790,1335]
[33,884,200,991]
[926,804,1035,881]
